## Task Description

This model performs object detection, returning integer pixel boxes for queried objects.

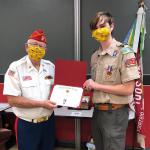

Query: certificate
[50,84,83,108]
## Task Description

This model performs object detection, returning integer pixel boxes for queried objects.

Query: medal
[105,65,113,79]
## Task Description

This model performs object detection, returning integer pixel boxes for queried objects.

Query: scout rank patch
[112,50,118,57]
[125,58,136,67]
[8,70,15,77]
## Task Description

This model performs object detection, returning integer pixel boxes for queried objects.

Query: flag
[123,6,146,149]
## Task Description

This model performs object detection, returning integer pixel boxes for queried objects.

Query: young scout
[83,11,140,150]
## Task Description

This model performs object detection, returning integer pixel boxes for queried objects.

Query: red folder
[54,59,87,87]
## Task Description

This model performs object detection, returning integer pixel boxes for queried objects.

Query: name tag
[22,76,32,81]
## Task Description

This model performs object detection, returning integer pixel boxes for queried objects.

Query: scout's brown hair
[90,11,114,31]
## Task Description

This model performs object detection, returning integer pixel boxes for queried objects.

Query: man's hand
[83,79,96,90]
[43,100,57,110]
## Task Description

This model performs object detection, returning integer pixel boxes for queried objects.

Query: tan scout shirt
[91,39,140,104]
[3,56,55,120]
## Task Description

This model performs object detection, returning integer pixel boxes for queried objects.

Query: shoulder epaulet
[118,43,125,47]
[9,56,26,68]
[19,56,26,62]
[43,59,55,67]
[92,48,100,56]
[121,44,134,54]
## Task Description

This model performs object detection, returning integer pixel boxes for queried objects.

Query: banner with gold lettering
[124,4,146,149]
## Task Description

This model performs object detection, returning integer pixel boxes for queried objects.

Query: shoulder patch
[121,45,134,54]
[125,58,137,67]
[7,69,15,77]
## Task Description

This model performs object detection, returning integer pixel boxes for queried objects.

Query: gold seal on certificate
[50,85,83,108]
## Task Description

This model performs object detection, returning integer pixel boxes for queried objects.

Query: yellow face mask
[92,27,110,42]
[27,45,46,62]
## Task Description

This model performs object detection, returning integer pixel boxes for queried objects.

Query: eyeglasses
[26,43,47,49]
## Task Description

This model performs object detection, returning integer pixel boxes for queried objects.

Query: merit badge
[8,70,15,77]
[22,76,32,81]
[125,58,136,67]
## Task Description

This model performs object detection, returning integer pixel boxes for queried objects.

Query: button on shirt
[91,39,140,104]
[3,56,55,120]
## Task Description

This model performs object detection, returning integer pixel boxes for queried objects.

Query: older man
[3,29,56,150]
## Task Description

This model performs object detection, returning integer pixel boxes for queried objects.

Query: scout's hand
[43,100,57,110]
[83,79,96,90]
